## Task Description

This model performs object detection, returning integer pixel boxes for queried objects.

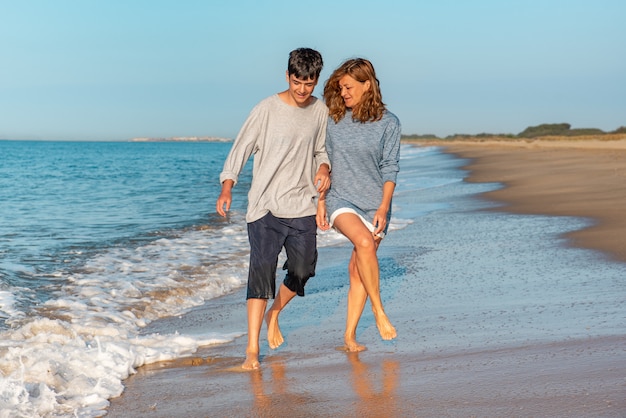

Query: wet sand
[107,139,626,417]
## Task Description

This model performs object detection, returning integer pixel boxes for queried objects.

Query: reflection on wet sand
[347,352,400,416]
[248,358,317,416]
[246,353,401,416]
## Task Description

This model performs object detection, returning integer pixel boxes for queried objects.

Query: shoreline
[409,138,626,263]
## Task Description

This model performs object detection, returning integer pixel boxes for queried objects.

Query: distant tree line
[402,123,626,140]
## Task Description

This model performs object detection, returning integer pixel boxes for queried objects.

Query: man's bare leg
[243,298,267,370]
[265,283,296,349]
[344,250,367,352]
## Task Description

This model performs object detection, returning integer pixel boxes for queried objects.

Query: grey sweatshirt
[220,94,330,223]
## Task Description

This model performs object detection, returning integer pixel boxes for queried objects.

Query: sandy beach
[436,137,626,264]
[107,139,626,417]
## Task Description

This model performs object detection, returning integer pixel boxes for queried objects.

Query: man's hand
[316,200,330,231]
[314,163,331,193]
[216,180,234,217]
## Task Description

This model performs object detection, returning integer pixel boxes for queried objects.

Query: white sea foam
[0,216,252,416]
[0,290,21,321]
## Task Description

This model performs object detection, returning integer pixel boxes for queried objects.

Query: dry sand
[107,138,626,418]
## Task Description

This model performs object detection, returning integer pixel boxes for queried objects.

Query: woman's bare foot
[265,310,284,349]
[373,310,397,340]
[339,332,367,352]
[242,351,260,370]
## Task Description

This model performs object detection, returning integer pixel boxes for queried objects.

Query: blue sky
[1,0,624,141]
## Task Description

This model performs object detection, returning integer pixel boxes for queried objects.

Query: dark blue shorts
[246,212,317,299]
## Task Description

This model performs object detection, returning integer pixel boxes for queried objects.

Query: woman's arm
[372,181,395,235]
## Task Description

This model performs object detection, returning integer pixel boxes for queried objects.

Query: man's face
[285,72,318,107]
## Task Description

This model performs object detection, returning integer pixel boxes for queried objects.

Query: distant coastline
[129,136,232,142]
[401,122,625,142]
[401,132,626,145]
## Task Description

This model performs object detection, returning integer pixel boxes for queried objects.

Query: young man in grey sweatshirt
[216,47,330,370]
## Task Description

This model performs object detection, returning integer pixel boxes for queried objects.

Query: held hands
[315,164,331,230]
[314,164,331,193]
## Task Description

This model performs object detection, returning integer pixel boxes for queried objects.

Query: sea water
[0,141,437,417]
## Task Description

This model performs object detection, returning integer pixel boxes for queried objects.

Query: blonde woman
[318,58,400,351]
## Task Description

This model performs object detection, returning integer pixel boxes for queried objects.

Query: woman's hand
[372,206,389,236]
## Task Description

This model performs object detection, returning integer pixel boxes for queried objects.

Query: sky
[1,0,625,141]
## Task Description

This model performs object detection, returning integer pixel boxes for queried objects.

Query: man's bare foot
[265,310,284,349]
[242,351,260,370]
[373,311,397,340]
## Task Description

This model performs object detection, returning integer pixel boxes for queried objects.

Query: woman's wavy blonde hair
[323,58,386,123]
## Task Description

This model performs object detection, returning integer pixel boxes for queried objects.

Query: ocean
[2,140,625,417]
[0,140,253,416]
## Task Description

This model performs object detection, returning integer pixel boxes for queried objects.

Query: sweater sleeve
[313,114,331,171]
[219,104,264,186]
[379,113,401,184]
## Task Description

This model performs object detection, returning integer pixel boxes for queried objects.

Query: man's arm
[216,101,266,217]
[314,163,330,193]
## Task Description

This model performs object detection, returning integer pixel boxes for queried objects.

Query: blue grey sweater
[325,110,401,225]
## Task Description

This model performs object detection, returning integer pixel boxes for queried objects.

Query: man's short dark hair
[288,48,323,81]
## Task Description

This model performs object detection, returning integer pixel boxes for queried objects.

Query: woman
[318,58,400,351]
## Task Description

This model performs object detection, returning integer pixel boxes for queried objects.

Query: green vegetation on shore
[402,123,626,141]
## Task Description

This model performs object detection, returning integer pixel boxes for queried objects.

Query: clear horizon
[2,122,625,142]
[1,0,625,141]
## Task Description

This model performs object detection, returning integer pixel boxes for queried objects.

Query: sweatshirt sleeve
[379,114,401,184]
[219,104,264,185]
[313,114,331,171]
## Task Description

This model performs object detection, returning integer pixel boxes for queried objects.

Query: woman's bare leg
[344,249,367,351]
[334,213,397,341]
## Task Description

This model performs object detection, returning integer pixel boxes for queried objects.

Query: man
[216,48,330,370]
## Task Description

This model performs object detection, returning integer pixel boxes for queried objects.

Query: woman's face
[338,74,370,109]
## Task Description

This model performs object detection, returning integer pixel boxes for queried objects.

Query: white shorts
[329,208,386,239]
